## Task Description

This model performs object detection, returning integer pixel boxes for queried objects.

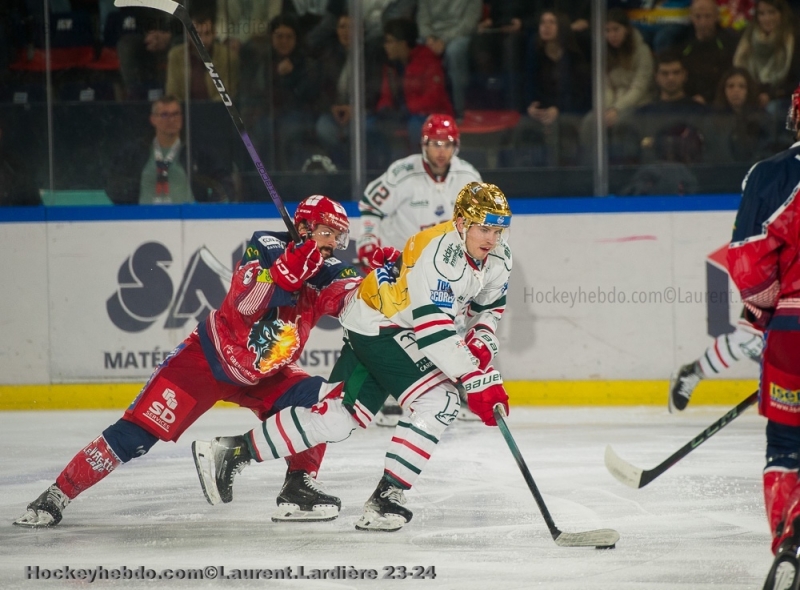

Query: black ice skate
[764,525,800,590]
[375,397,403,427]
[355,476,412,532]
[14,484,70,528]
[271,471,341,522]
[192,436,252,506]
[668,361,703,413]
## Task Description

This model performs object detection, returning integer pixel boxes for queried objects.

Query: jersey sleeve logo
[430,279,455,309]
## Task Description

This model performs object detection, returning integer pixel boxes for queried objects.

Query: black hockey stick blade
[113,0,301,243]
[605,390,758,489]
[493,404,620,549]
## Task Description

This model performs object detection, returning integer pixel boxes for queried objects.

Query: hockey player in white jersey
[668,313,764,413]
[193,181,512,532]
[358,113,482,425]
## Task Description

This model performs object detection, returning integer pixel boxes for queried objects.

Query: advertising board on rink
[0,203,758,385]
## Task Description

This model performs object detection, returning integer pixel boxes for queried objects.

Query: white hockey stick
[493,404,620,548]
[114,0,301,243]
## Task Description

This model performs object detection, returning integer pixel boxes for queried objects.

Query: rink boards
[0,197,759,409]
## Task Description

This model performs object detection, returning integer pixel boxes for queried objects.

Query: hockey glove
[461,368,509,427]
[357,235,381,270]
[465,329,499,371]
[365,246,400,271]
[270,240,324,292]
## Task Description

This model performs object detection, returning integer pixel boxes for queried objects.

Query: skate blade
[13,509,56,528]
[271,503,339,523]
[191,440,222,506]
[354,509,406,532]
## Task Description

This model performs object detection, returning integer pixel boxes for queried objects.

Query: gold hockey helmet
[453,182,511,229]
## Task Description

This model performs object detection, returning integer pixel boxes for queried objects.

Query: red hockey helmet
[294,194,349,249]
[788,82,800,133]
[421,114,460,147]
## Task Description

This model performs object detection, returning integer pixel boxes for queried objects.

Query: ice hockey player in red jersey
[727,83,800,590]
[14,195,382,528]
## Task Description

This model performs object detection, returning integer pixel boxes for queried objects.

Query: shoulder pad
[487,239,512,272]
[387,155,421,181]
[308,257,362,288]
[242,231,288,267]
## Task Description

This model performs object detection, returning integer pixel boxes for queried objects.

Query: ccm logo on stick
[204,62,232,106]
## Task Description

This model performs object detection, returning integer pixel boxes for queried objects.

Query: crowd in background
[2,0,800,204]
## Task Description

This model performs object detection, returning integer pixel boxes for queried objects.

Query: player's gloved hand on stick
[270,240,323,292]
[461,367,509,426]
[465,329,499,371]
[365,246,400,270]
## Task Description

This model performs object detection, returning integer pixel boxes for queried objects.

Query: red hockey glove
[270,240,323,292]
[465,329,499,371]
[461,368,509,426]
[364,246,400,270]
[357,237,380,270]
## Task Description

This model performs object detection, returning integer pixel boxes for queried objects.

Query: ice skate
[668,361,703,413]
[271,471,341,522]
[375,397,403,427]
[14,484,70,528]
[764,531,800,590]
[192,436,252,506]
[355,476,412,532]
[456,390,481,422]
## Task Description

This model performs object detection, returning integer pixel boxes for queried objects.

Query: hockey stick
[493,404,620,549]
[113,0,301,243]
[604,390,758,489]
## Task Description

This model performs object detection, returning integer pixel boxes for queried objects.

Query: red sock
[55,435,122,500]
[285,444,326,478]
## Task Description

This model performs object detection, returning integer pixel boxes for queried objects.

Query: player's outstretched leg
[192,436,253,506]
[272,471,341,522]
[355,475,413,532]
[668,360,703,413]
[14,484,71,528]
[375,396,403,427]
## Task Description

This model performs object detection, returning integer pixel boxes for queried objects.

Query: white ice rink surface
[0,405,774,589]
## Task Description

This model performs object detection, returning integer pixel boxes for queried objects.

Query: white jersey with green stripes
[339,221,512,381]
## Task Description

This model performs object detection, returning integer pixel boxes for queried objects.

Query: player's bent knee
[102,419,159,463]
[301,399,359,444]
[408,385,461,438]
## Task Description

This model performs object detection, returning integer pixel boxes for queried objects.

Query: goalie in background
[14,195,389,528]
[193,182,512,532]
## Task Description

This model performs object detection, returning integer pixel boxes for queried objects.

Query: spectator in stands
[368,18,453,169]
[470,0,525,110]
[106,95,233,204]
[579,8,653,164]
[705,66,774,162]
[733,0,800,117]
[416,0,482,119]
[243,14,319,171]
[116,8,179,100]
[678,0,739,105]
[517,10,590,165]
[635,50,708,116]
[0,123,40,206]
[166,2,239,101]
[315,14,352,169]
